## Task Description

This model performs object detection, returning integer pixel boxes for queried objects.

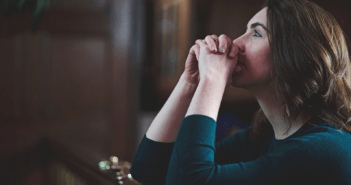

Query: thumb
[190,44,200,61]
[187,45,197,64]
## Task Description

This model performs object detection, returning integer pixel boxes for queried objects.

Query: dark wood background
[0,0,350,184]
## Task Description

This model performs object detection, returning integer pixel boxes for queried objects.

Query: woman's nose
[233,36,245,53]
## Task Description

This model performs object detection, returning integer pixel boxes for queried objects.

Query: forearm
[185,76,227,122]
[146,73,197,143]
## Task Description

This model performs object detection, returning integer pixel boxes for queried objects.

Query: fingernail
[212,47,217,51]
[220,48,225,53]
[230,54,235,58]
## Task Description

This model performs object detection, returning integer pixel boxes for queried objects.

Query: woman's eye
[253,30,261,37]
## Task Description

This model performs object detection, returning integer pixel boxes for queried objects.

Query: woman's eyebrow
[246,22,267,32]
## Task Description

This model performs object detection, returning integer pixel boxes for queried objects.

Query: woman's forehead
[247,8,267,28]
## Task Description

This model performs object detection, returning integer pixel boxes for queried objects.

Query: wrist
[180,72,199,88]
[185,74,226,121]
[179,73,198,94]
[200,74,227,88]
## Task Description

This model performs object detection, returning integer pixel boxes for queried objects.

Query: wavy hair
[249,0,351,145]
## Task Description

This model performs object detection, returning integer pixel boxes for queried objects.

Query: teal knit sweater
[130,115,351,185]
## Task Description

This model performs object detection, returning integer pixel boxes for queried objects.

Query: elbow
[165,166,215,185]
[130,161,168,184]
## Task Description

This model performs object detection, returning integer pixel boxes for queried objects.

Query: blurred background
[0,0,350,184]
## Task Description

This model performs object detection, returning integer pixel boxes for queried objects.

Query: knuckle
[219,34,227,38]
[205,35,212,40]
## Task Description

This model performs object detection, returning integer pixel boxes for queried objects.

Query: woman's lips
[232,61,244,77]
[237,61,244,66]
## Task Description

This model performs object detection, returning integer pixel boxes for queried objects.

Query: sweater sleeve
[214,127,249,165]
[164,114,283,185]
[130,134,175,184]
[130,118,247,184]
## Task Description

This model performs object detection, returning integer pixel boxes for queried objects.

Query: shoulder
[300,122,351,150]
[275,123,351,171]
[281,123,351,155]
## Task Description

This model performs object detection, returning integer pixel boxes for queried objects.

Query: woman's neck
[254,87,312,140]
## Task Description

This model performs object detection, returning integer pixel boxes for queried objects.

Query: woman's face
[231,7,271,92]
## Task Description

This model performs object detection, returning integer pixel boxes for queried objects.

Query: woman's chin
[230,75,243,87]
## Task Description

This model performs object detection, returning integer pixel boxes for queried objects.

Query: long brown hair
[249,0,351,145]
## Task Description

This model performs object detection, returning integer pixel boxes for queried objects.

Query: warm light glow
[110,156,118,163]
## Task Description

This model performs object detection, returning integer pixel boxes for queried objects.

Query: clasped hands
[183,34,241,88]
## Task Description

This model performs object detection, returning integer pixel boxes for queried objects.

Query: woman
[130,0,351,184]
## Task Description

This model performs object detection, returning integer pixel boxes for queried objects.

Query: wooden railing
[1,138,142,185]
